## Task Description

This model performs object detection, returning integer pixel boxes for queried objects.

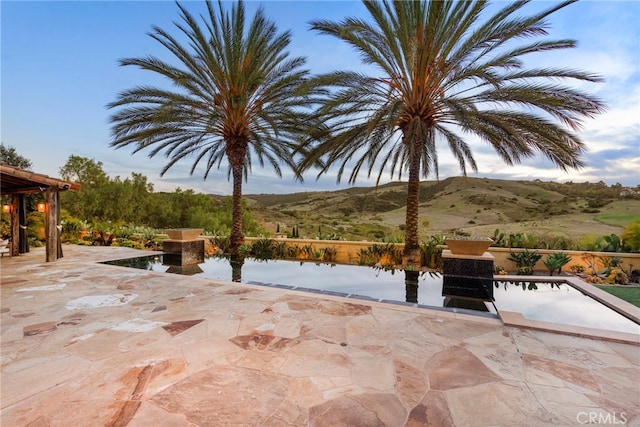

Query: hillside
[241,177,640,242]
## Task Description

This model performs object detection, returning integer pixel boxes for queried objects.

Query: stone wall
[242,237,640,272]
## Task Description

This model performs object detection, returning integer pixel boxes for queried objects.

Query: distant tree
[59,155,108,187]
[57,155,262,234]
[59,156,110,219]
[0,144,32,169]
[108,0,321,256]
[0,145,36,214]
[302,0,604,267]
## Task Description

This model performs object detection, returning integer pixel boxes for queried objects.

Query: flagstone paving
[1,246,639,426]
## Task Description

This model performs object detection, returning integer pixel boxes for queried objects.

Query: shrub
[273,242,287,258]
[606,268,628,285]
[420,235,444,270]
[570,265,585,274]
[584,275,605,284]
[284,243,299,259]
[61,218,86,242]
[321,246,338,263]
[238,243,252,258]
[543,252,572,276]
[357,243,402,267]
[508,249,542,275]
[581,253,603,275]
[494,265,507,275]
[251,238,276,260]
[579,234,623,252]
[491,229,538,248]
[292,244,314,260]
[621,220,640,252]
[538,236,576,251]
[211,236,231,254]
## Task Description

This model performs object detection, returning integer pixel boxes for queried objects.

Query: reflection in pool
[102,255,640,335]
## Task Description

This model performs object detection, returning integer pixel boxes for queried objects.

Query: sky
[2,0,639,195]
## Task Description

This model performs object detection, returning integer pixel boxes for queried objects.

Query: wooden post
[56,192,63,259]
[45,189,57,262]
[10,194,19,256]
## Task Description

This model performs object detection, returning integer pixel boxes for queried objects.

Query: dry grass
[245,177,640,241]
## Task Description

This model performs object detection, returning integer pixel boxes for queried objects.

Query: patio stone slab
[1,245,639,426]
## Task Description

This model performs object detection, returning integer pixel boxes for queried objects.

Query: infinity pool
[103,255,640,335]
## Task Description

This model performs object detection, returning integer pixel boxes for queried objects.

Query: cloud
[4,0,638,195]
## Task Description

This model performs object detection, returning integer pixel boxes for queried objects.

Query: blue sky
[2,0,639,195]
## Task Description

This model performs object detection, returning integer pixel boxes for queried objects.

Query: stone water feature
[441,238,495,310]
[162,229,205,271]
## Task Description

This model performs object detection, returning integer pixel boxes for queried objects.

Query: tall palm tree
[303,0,604,267]
[109,0,319,255]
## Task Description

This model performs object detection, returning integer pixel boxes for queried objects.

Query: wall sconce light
[2,204,11,214]
[37,202,46,213]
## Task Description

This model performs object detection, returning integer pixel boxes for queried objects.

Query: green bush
[249,238,275,260]
[61,218,85,241]
[543,252,571,275]
[492,229,538,249]
[570,264,585,274]
[621,220,640,252]
[322,246,338,263]
[357,243,402,267]
[210,236,231,254]
[420,235,444,270]
[606,268,628,285]
[579,234,623,252]
[508,249,542,275]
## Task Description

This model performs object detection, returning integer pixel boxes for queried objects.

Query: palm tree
[303,0,604,267]
[108,0,319,256]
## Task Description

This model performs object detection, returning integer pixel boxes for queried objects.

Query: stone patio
[1,245,639,426]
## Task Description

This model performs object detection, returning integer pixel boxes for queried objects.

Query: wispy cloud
[2,0,638,195]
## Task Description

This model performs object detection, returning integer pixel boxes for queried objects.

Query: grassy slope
[243,177,640,241]
[595,285,640,308]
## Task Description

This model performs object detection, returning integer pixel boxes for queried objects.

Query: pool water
[103,255,640,335]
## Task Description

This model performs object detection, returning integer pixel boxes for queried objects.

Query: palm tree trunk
[403,139,422,269]
[228,140,247,257]
[230,161,245,257]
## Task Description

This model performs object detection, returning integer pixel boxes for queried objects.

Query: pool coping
[238,276,640,346]
[240,275,640,346]
[498,275,640,345]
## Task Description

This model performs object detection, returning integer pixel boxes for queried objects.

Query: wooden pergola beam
[1,163,80,262]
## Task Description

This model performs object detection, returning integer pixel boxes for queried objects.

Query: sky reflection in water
[105,256,640,335]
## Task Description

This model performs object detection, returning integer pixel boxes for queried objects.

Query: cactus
[543,252,572,275]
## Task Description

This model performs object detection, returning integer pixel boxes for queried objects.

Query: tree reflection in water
[404,270,420,303]
[103,255,159,270]
[225,257,425,305]
[230,255,245,282]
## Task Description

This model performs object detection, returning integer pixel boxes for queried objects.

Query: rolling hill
[240,177,640,242]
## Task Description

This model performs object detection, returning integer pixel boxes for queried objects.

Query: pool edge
[99,258,640,345]
[499,274,640,324]
[499,310,640,345]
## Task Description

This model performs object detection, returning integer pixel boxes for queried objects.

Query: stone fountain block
[442,250,494,301]
[443,296,490,312]
[442,252,494,277]
[165,264,204,275]
[444,238,493,256]
[163,239,205,266]
[442,275,493,301]
[164,228,203,241]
